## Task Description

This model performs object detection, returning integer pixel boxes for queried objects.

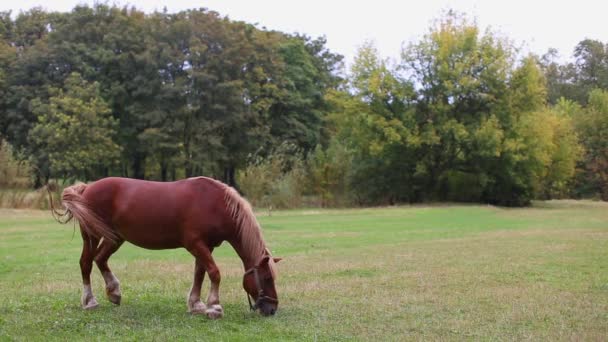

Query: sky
[1,0,606,67]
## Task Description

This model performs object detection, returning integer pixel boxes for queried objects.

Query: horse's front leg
[187,242,223,319]
[187,258,207,314]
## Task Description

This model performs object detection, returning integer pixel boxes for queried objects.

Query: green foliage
[325,42,418,204]
[0,139,32,188]
[324,12,583,206]
[28,73,121,180]
[510,56,547,113]
[440,170,487,202]
[0,6,603,207]
[574,40,608,95]
[237,144,307,209]
[574,89,608,199]
[306,139,353,207]
[400,13,517,203]
[237,139,353,209]
[0,5,340,185]
[541,39,608,105]
[507,107,581,201]
[542,102,583,198]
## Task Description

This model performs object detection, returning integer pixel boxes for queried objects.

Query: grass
[0,201,607,341]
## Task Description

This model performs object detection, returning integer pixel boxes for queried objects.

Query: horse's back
[82,177,230,249]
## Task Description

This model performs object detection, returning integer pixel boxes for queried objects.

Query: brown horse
[50,176,281,318]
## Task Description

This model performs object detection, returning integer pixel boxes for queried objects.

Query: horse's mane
[196,177,277,279]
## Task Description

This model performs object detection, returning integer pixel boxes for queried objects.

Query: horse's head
[243,255,282,316]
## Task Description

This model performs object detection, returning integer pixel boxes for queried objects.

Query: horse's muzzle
[258,301,277,316]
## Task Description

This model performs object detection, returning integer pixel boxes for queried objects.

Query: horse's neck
[231,238,265,271]
[222,183,266,270]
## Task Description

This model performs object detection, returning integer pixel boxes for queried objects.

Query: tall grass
[0,140,74,209]
[0,188,51,209]
[0,139,32,189]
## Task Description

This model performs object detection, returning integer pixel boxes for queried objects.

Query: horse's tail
[49,182,119,243]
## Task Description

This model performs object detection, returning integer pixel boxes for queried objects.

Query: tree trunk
[223,166,240,192]
[185,162,193,178]
[34,173,42,189]
[160,160,168,182]
[122,162,129,178]
[183,114,193,178]
[132,152,145,179]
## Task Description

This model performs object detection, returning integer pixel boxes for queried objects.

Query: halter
[244,262,278,311]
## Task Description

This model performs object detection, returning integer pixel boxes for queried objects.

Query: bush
[0,189,48,209]
[0,139,32,188]
[574,90,608,200]
[237,144,307,209]
[440,170,487,202]
[307,140,354,207]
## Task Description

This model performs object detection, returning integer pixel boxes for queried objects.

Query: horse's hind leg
[80,229,100,309]
[94,238,124,305]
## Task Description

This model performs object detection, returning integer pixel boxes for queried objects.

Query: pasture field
[0,201,607,341]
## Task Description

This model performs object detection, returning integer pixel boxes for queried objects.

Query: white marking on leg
[205,304,224,319]
[81,284,99,309]
[206,282,220,306]
[187,286,206,314]
[205,282,223,319]
[102,271,119,289]
[102,271,121,304]
[83,284,93,299]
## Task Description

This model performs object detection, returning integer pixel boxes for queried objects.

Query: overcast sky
[1,0,606,67]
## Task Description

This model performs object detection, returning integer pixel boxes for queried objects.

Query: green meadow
[1,201,607,341]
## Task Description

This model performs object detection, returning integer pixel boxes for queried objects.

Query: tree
[574,89,608,199]
[397,12,580,205]
[540,49,584,105]
[28,73,121,183]
[574,40,608,94]
[540,40,608,105]
[542,100,583,198]
[1,5,343,187]
[2,9,55,152]
[401,12,515,203]
[328,42,417,204]
[0,11,16,140]
[307,139,352,207]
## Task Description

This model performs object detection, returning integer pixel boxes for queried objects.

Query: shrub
[307,140,354,207]
[0,139,32,188]
[237,144,307,209]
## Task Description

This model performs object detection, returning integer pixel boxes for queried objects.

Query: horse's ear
[273,257,282,263]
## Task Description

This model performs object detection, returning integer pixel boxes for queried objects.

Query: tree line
[0,5,342,188]
[0,7,607,206]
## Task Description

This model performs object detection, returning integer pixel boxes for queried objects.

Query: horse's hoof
[205,304,224,319]
[106,280,121,305]
[107,292,121,305]
[82,297,99,310]
[188,301,207,314]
